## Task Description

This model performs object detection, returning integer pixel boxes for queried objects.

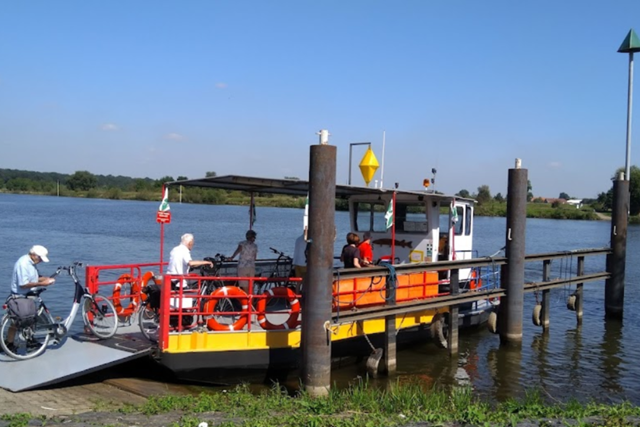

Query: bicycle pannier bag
[144,284,161,310]
[7,297,37,326]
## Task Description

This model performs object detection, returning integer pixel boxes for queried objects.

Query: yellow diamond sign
[359,147,379,186]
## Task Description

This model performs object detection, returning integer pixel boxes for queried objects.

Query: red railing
[158,273,303,350]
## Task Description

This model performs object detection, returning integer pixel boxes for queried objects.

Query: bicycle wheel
[137,305,159,343]
[82,295,118,339]
[0,314,51,360]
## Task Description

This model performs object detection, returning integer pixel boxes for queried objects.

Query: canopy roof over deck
[167,175,474,204]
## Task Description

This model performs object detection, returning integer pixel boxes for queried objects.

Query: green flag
[384,199,394,229]
[450,201,458,225]
[159,186,170,211]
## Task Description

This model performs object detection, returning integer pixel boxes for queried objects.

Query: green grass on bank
[120,381,639,427]
[2,381,640,426]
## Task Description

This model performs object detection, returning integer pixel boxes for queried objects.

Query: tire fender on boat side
[430,312,448,349]
[487,310,498,334]
[532,304,542,326]
[256,287,301,330]
[112,274,140,317]
[567,293,577,311]
[203,286,249,331]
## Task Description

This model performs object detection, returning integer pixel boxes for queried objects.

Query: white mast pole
[380,130,386,189]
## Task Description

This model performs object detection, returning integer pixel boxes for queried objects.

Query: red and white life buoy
[256,287,301,330]
[113,274,140,317]
[202,286,249,331]
[469,269,482,290]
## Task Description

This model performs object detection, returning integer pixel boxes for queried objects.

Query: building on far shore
[531,197,583,208]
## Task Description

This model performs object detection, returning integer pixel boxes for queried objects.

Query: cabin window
[453,206,464,235]
[465,206,472,236]
[396,203,427,233]
[440,205,465,236]
[354,201,427,233]
[354,202,387,232]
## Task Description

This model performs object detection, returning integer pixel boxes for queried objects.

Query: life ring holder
[256,287,301,330]
[112,274,140,318]
[202,286,249,331]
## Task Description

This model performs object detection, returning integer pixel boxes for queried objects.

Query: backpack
[6,296,37,326]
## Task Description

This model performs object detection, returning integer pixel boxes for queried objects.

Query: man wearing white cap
[10,245,55,296]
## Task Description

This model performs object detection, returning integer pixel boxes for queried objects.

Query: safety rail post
[576,256,584,323]
[383,268,397,375]
[301,138,336,398]
[605,176,629,318]
[160,274,171,351]
[448,268,459,355]
[499,159,527,346]
[541,260,551,330]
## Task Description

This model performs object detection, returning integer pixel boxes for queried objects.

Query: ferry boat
[85,175,498,383]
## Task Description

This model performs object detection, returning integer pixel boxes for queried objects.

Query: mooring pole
[447,268,460,355]
[499,159,527,345]
[301,130,336,397]
[605,176,629,318]
[383,269,397,375]
[541,260,551,330]
[576,256,584,323]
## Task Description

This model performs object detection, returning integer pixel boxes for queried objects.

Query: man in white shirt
[166,233,212,289]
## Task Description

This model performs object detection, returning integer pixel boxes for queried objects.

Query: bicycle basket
[7,296,37,326]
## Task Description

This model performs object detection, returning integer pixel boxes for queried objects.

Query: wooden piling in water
[499,159,527,345]
[605,177,629,319]
[448,269,460,355]
[576,256,584,324]
[383,269,397,375]
[541,260,551,330]
[301,140,336,397]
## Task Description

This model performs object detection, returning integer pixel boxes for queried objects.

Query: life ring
[113,274,140,317]
[469,269,481,290]
[256,287,301,330]
[430,312,448,349]
[202,286,249,331]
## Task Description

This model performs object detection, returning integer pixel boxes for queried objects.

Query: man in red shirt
[358,231,374,267]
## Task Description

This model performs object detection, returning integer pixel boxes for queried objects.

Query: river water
[0,193,638,404]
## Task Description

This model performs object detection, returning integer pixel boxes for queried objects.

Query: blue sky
[1,1,638,199]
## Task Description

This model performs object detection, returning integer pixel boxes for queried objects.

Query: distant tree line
[454,166,639,221]
[0,168,306,208]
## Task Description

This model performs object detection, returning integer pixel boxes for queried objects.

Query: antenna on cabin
[431,168,437,191]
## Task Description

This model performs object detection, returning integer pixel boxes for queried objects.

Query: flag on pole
[159,186,170,211]
[385,198,394,229]
[450,200,458,225]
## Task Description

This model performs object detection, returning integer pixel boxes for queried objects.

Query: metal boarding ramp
[0,324,155,392]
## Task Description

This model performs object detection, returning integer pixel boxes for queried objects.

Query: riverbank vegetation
[1,167,638,223]
[3,381,639,426]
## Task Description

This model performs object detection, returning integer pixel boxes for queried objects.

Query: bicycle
[254,247,293,295]
[0,262,118,360]
[138,254,243,340]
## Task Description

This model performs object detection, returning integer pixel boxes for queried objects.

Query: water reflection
[487,344,522,401]
[599,318,624,397]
